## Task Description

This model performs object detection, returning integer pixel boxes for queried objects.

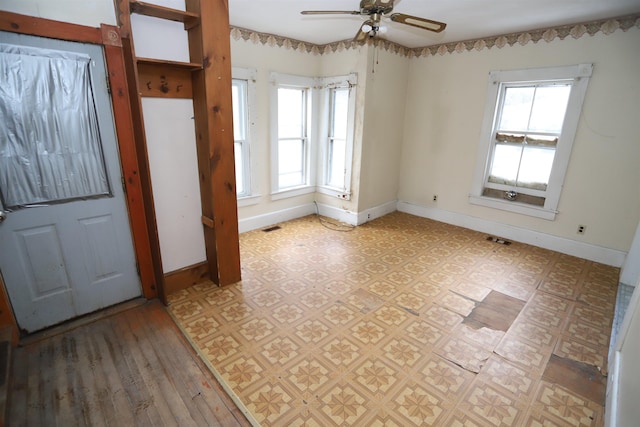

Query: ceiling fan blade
[389,13,446,33]
[354,28,368,42]
[301,10,361,15]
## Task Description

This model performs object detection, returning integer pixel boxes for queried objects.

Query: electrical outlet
[433,195,438,202]
[577,225,586,234]
[367,213,371,220]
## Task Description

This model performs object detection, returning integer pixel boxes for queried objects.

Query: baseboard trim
[356,200,398,225]
[315,203,358,226]
[164,261,210,296]
[238,204,316,233]
[397,201,626,267]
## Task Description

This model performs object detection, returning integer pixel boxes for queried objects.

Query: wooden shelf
[130,1,199,29]
[136,57,202,71]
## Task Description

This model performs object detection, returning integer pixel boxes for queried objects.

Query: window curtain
[0,43,109,208]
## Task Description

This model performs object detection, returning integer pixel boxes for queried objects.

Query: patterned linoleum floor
[168,212,618,426]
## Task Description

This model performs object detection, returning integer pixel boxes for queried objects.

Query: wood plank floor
[7,299,250,427]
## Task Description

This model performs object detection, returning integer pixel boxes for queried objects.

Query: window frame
[269,72,316,199]
[470,64,593,220]
[316,73,357,200]
[231,67,258,206]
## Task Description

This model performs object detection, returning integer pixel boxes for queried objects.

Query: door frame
[0,11,164,342]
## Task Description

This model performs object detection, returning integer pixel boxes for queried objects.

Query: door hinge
[135,262,140,276]
[121,176,127,194]
[106,76,111,94]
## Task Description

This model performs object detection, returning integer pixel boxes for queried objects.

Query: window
[270,73,314,198]
[231,67,256,203]
[270,72,357,200]
[327,88,349,188]
[0,44,110,208]
[470,64,592,220]
[278,87,309,188]
[318,74,357,199]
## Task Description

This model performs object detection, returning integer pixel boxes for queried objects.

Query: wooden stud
[101,24,159,299]
[0,11,102,43]
[119,35,167,302]
[186,0,242,286]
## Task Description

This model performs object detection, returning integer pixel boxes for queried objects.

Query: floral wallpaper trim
[410,14,640,58]
[230,14,640,58]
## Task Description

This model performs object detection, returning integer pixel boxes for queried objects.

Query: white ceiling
[228,0,640,48]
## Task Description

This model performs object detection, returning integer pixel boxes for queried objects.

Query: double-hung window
[231,67,256,203]
[318,74,357,199]
[470,64,592,220]
[270,73,314,197]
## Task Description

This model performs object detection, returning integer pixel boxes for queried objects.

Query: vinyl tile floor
[168,212,618,426]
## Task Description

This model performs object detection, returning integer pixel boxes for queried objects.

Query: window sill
[237,194,261,207]
[271,185,314,201]
[317,186,351,201]
[469,195,557,220]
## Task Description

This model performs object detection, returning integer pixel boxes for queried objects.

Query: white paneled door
[0,32,141,333]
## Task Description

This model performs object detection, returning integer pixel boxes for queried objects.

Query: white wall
[357,46,409,212]
[0,0,116,26]
[398,28,640,259]
[621,221,640,286]
[142,98,206,273]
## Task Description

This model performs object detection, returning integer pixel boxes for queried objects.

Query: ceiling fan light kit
[301,0,446,41]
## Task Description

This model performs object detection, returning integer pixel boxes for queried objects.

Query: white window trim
[470,63,593,220]
[269,72,316,199]
[316,73,357,201]
[232,67,259,205]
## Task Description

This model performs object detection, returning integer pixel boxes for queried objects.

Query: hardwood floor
[7,299,250,427]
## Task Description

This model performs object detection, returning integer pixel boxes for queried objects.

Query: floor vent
[487,236,511,245]
[262,225,282,232]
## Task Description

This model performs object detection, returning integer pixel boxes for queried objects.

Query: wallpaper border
[230,14,640,58]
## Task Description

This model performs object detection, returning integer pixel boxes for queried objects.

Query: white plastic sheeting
[0,43,109,208]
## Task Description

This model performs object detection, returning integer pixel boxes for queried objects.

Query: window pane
[488,144,522,186]
[498,87,534,131]
[517,146,555,190]
[232,79,249,196]
[234,141,244,195]
[278,88,304,138]
[331,88,349,140]
[328,138,346,188]
[279,139,304,188]
[528,85,571,133]
[231,82,245,141]
[0,44,109,208]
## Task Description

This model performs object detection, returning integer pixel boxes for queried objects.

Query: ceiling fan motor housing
[360,0,394,15]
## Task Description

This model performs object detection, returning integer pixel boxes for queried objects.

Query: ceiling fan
[301,0,447,42]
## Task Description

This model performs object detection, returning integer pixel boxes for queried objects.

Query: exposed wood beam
[0,11,102,43]
[101,24,160,299]
[186,0,241,286]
